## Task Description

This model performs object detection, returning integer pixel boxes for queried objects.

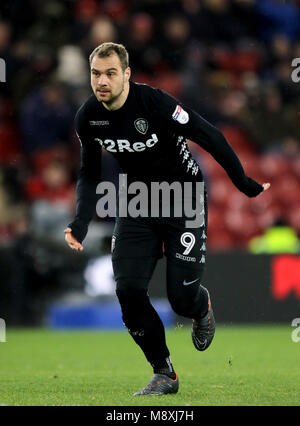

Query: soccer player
[64,42,270,396]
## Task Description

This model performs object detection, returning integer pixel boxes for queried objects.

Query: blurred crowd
[0,0,300,254]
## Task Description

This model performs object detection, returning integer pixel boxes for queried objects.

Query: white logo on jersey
[134,118,148,135]
[89,120,109,126]
[172,105,189,124]
[95,134,158,153]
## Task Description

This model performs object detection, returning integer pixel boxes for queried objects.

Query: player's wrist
[242,176,263,197]
[67,217,89,243]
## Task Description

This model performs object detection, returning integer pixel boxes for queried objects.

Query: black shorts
[111,190,208,281]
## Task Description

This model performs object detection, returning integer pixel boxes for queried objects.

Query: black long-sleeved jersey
[70,80,263,242]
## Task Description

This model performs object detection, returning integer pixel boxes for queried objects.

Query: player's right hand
[64,227,83,251]
[262,183,271,192]
[241,176,271,197]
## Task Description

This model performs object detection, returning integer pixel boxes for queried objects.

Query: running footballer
[64,42,270,396]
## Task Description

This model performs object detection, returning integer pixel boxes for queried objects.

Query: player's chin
[97,91,111,99]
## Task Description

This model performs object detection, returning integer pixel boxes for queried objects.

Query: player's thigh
[164,217,207,268]
[163,184,207,266]
[111,216,162,288]
[163,214,207,300]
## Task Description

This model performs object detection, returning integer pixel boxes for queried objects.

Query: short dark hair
[89,42,129,71]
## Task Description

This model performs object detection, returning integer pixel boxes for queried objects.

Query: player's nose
[97,74,109,86]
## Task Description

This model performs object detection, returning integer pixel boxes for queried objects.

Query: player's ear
[125,67,131,82]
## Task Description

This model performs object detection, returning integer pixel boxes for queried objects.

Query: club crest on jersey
[172,105,189,124]
[134,118,148,135]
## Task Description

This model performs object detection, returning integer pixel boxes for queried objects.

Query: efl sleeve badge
[172,105,189,124]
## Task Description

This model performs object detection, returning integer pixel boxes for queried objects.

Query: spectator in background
[88,17,118,52]
[261,34,299,102]
[0,20,11,64]
[71,0,99,44]
[160,14,192,71]
[178,0,203,40]
[196,0,248,46]
[56,45,89,87]
[25,158,75,243]
[55,45,90,107]
[104,0,129,30]
[249,218,299,254]
[0,21,13,98]
[254,0,300,44]
[9,43,58,110]
[240,86,300,153]
[19,80,74,155]
[0,97,21,165]
[269,34,293,67]
[125,13,162,75]
[0,165,27,244]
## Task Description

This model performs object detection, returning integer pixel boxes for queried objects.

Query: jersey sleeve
[68,107,102,243]
[146,87,263,197]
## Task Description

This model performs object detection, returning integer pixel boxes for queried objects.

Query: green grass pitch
[0,325,299,406]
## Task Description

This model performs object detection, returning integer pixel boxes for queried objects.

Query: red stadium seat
[200,152,226,179]
[219,125,256,154]
[211,48,261,75]
[207,205,227,232]
[225,190,251,212]
[224,210,260,241]
[31,146,72,172]
[209,178,233,206]
[237,152,260,177]
[286,203,300,233]
[259,153,290,180]
[250,188,274,214]
[153,73,183,98]
[270,174,300,207]
[291,155,300,179]
[0,124,21,165]
[207,229,237,250]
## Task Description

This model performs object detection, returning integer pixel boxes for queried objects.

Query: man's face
[90,53,130,105]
